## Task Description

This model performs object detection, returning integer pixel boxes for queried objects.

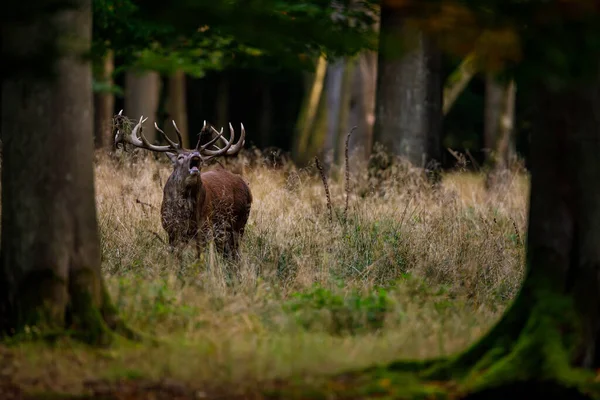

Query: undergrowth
[1,146,530,397]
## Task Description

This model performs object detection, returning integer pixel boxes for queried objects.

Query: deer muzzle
[189,155,201,175]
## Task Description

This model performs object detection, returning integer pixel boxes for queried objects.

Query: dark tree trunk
[125,70,161,143]
[258,78,272,148]
[165,70,190,148]
[372,4,443,169]
[484,73,504,161]
[216,75,230,129]
[93,50,115,149]
[408,78,600,392]
[0,0,129,344]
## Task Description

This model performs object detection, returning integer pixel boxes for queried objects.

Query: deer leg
[195,238,202,260]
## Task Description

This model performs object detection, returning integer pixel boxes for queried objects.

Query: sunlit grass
[3,148,530,396]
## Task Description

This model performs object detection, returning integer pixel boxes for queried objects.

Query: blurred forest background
[90,0,527,173]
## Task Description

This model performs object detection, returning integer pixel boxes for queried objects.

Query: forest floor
[0,150,532,399]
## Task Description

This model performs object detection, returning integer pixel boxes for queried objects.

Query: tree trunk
[484,73,505,163]
[0,0,129,344]
[443,51,478,116]
[124,70,161,143]
[495,80,517,170]
[323,58,345,168]
[347,50,378,161]
[216,75,230,129]
[485,78,518,189]
[372,5,443,169]
[258,78,272,148]
[336,58,356,166]
[165,70,190,148]
[93,50,115,150]
[292,54,328,165]
[403,80,600,394]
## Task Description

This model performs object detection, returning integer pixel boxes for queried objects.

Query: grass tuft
[4,147,530,396]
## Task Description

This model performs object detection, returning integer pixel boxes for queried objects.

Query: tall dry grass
[5,147,530,395]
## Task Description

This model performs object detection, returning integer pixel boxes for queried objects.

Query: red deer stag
[114,111,252,260]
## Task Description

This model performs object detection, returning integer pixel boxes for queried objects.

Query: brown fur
[114,113,252,260]
[160,166,252,259]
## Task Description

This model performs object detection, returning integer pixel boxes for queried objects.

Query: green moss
[4,269,69,340]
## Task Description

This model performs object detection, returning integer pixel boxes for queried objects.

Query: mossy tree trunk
[0,0,130,344]
[385,80,600,396]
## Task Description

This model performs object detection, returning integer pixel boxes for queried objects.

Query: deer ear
[165,152,178,164]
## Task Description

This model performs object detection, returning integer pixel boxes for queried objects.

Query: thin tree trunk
[165,70,190,148]
[216,76,230,129]
[484,73,504,163]
[125,70,161,143]
[495,80,517,170]
[336,58,356,166]
[292,54,328,165]
[348,51,378,161]
[443,52,478,116]
[259,78,272,148]
[372,7,443,169]
[0,0,130,343]
[323,58,345,168]
[485,78,518,189]
[93,50,115,149]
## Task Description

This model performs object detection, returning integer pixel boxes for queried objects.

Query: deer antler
[114,113,182,153]
[198,120,246,160]
[114,112,246,158]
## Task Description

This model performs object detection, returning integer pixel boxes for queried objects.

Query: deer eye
[177,155,185,162]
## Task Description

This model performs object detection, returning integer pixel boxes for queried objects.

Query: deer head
[114,110,246,188]
[113,111,252,260]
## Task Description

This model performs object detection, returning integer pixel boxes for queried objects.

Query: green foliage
[92,0,379,75]
[282,284,392,336]
[113,277,200,331]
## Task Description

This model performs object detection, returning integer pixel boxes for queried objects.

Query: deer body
[161,167,252,257]
[115,112,252,259]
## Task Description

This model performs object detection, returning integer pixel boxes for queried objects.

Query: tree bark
[372,5,443,169]
[292,54,328,165]
[216,75,230,130]
[93,50,115,150]
[165,70,190,148]
[124,70,161,143]
[347,51,378,161]
[485,78,518,189]
[336,58,355,166]
[323,58,345,168]
[0,0,129,344]
[258,78,272,148]
[406,79,600,392]
[484,73,505,162]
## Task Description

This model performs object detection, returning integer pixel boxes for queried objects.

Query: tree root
[304,287,600,400]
